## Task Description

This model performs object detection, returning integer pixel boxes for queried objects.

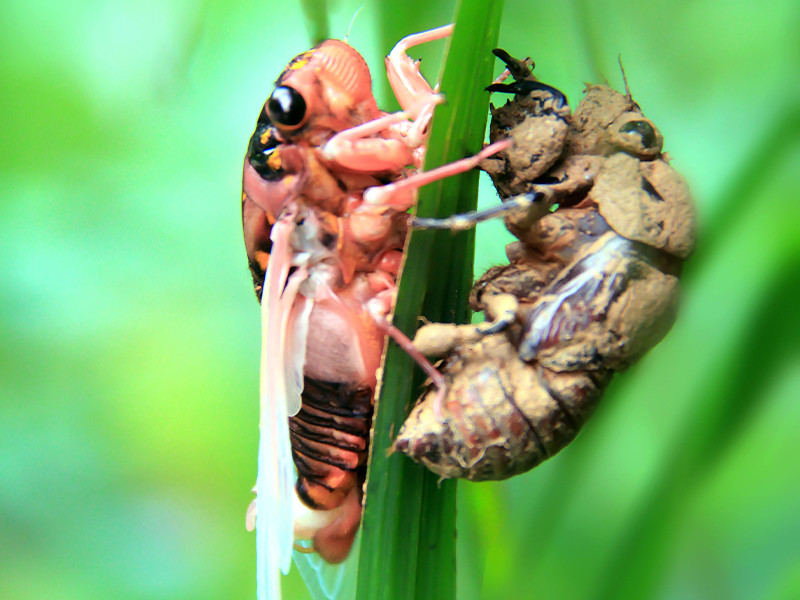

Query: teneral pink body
[241,25,507,600]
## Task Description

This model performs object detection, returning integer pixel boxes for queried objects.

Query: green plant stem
[300,0,330,45]
[355,2,504,599]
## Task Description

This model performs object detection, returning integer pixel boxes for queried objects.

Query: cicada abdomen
[395,325,613,481]
[395,50,696,481]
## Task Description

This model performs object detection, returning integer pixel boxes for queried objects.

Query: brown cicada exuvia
[395,50,697,481]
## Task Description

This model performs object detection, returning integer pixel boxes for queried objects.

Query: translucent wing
[293,534,360,600]
[284,295,313,417]
[256,215,300,600]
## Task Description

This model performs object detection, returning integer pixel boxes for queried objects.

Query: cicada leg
[478,293,520,334]
[341,140,513,250]
[386,24,454,119]
[487,49,534,86]
[320,24,457,173]
[361,139,512,210]
[323,23,460,175]
[413,293,520,358]
[409,189,554,230]
[318,101,447,174]
[411,292,521,419]
[320,110,418,172]
[357,278,450,419]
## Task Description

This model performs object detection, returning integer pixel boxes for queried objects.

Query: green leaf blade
[356,2,504,600]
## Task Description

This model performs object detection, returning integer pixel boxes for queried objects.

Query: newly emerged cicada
[241,26,506,600]
[395,50,696,480]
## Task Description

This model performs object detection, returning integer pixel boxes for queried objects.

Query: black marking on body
[290,376,373,507]
[496,368,548,459]
[536,365,579,434]
[641,176,664,202]
[247,112,285,181]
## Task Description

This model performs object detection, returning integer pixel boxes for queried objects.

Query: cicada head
[482,49,571,198]
[266,40,381,142]
[242,105,310,224]
[568,84,664,159]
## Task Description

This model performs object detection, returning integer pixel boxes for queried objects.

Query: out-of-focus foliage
[0,1,797,600]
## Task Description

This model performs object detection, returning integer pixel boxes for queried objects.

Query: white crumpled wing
[255,216,299,600]
[293,534,359,600]
[280,278,312,418]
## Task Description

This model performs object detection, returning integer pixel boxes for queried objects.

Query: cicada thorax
[242,109,405,295]
[396,51,696,481]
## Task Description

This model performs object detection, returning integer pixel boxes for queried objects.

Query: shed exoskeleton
[395,50,696,480]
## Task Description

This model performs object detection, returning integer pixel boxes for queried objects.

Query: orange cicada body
[241,26,507,600]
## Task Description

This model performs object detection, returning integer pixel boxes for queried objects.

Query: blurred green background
[2,0,799,599]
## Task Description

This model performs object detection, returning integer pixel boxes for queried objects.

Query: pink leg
[324,111,410,148]
[386,24,454,118]
[403,96,443,152]
[321,111,416,171]
[365,287,448,419]
[375,317,447,420]
[321,99,445,173]
[323,136,415,173]
[323,25,457,173]
[490,69,512,85]
[362,139,512,209]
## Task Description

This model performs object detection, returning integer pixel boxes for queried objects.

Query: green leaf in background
[300,0,330,45]
[1,1,798,600]
[356,2,503,600]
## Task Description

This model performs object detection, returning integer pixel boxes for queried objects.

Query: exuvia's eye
[267,86,307,128]
[620,120,657,149]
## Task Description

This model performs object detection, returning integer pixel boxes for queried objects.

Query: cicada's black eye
[267,86,307,128]
[247,121,284,181]
[256,105,272,127]
[619,120,658,150]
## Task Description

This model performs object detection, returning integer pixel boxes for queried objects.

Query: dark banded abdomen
[290,376,373,510]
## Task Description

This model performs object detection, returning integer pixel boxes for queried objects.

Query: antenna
[618,54,632,100]
[345,3,367,43]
